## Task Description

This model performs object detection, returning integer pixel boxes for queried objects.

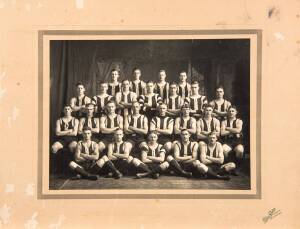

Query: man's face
[180,131,190,142]
[133,69,141,80]
[228,108,237,118]
[159,71,166,81]
[191,83,199,95]
[122,80,130,92]
[132,102,140,114]
[99,83,108,93]
[179,72,187,82]
[114,131,123,142]
[146,83,154,93]
[64,106,72,116]
[148,133,158,143]
[204,107,213,116]
[208,134,217,145]
[169,84,177,95]
[216,88,224,99]
[86,105,94,116]
[111,70,119,81]
[83,130,92,141]
[77,85,85,94]
[158,104,167,116]
[181,107,190,116]
[106,102,116,114]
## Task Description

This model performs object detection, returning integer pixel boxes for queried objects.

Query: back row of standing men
[51,68,244,180]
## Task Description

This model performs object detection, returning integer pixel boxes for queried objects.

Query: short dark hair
[191,80,199,85]
[159,69,166,73]
[146,80,154,84]
[215,85,224,91]
[169,81,177,86]
[181,104,190,110]
[180,70,187,75]
[82,126,92,132]
[111,68,120,74]
[180,129,190,134]
[204,104,213,109]
[228,105,238,112]
[122,79,130,84]
[132,67,141,73]
[76,82,84,87]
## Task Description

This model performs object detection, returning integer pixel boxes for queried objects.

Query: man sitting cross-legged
[197,131,235,180]
[68,127,99,180]
[131,131,170,179]
[165,129,197,178]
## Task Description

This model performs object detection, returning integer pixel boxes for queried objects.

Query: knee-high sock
[138,163,151,173]
[105,161,119,175]
[74,166,97,180]
[169,159,185,175]
[207,167,230,180]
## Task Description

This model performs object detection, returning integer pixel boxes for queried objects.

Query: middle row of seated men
[51,101,244,180]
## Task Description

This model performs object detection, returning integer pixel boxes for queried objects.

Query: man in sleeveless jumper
[154,69,169,101]
[130,68,146,98]
[78,103,100,142]
[131,131,170,179]
[166,129,198,178]
[221,106,244,167]
[124,101,148,155]
[184,81,207,118]
[209,85,232,121]
[177,71,191,100]
[115,79,137,118]
[105,128,134,178]
[92,81,112,117]
[196,104,220,145]
[139,81,162,120]
[107,69,122,97]
[198,132,234,180]
[70,82,91,119]
[98,100,123,155]
[165,82,184,118]
[68,127,99,180]
[149,103,174,155]
[174,104,197,141]
[51,105,79,174]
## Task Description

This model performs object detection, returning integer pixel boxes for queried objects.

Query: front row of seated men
[51,100,244,180]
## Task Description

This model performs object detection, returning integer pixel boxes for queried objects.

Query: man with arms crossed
[155,69,169,101]
[209,85,232,121]
[92,81,112,117]
[98,100,123,154]
[221,105,244,168]
[107,69,122,97]
[198,132,234,180]
[184,81,207,118]
[70,82,91,118]
[130,68,146,98]
[177,71,191,100]
[132,131,170,179]
[165,82,184,117]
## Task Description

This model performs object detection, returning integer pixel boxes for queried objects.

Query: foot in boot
[136,172,150,179]
[182,171,193,178]
[114,171,123,179]
[217,174,231,180]
[152,173,160,179]
[86,174,98,181]
[230,170,239,176]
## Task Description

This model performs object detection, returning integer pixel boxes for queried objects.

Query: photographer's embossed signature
[262,208,282,223]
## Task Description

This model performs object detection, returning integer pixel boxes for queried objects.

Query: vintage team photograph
[45,34,255,193]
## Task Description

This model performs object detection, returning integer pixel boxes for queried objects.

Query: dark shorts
[77,160,99,173]
[55,136,78,147]
[179,162,195,172]
[157,135,172,145]
[223,137,243,149]
[111,159,131,174]
[208,163,222,174]
[125,134,146,147]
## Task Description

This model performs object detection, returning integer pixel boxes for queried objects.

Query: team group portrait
[49,39,251,190]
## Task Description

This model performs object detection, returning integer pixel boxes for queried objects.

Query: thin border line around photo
[37,29,262,199]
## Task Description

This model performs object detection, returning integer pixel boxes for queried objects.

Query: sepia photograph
[43,32,257,195]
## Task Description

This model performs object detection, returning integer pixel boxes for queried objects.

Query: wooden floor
[50,172,250,190]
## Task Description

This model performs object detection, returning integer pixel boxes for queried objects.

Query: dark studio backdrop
[50,39,250,152]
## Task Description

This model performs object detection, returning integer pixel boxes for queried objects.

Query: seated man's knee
[96,158,105,168]
[235,145,244,158]
[68,141,77,152]
[198,141,206,147]
[164,142,172,152]
[127,156,133,163]
[51,142,63,154]
[160,161,169,170]
[132,158,141,167]
[98,142,106,151]
[224,162,236,171]
[69,161,78,170]
[222,144,232,156]
[193,160,201,167]
[197,163,208,174]
[166,155,174,162]
[139,142,148,151]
